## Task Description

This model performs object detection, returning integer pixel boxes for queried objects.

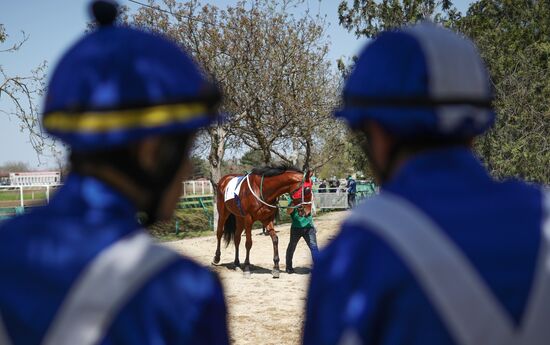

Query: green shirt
[287,197,314,228]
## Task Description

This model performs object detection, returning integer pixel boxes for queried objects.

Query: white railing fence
[313,187,379,210]
[182,180,214,196]
[0,185,62,208]
[314,191,349,209]
[0,180,214,209]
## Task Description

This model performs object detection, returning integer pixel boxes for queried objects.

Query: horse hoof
[212,256,220,265]
[272,269,280,279]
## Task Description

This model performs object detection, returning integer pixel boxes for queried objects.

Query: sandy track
[164,211,348,345]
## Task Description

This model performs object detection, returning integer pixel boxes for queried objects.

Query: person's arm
[286,197,294,215]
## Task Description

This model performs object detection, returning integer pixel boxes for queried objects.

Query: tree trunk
[302,136,312,171]
[208,125,226,230]
[259,138,272,164]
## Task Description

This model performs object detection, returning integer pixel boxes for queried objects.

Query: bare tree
[0,24,50,160]
[129,0,337,168]
[0,161,30,173]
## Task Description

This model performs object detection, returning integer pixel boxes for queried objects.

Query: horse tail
[223,213,236,247]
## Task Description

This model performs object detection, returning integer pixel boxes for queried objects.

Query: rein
[245,173,312,210]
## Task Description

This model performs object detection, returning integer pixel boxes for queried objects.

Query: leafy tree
[337,0,550,183]
[190,156,210,179]
[336,0,462,181]
[240,149,264,168]
[338,0,460,38]
[458,0,550,183]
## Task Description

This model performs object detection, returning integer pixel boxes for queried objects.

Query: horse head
[289,170,313,216]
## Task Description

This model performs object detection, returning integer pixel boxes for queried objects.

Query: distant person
[318,180,327,193]
[285,189,318,274]
[334,178,341,191]
[328,179,335,193]
[329,178,340,193]
[346,175,356,208]
[311,174,318,183]
[303,22,550,345]
[0,1,228,344]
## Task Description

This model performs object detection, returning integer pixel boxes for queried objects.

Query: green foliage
[337,0,550,184]
[190,156,209,179]
[317,141,355,179]
[459,0,550,183]
[338,0,459,38]
[345,131,374,179]
[240,149,264,167]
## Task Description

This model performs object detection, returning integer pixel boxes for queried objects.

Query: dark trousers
[348,193,356,208]
[286,226,318,269]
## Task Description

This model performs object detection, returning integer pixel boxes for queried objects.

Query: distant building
[9,171,61,186]
[0,173,9,186]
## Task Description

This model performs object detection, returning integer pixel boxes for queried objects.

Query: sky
[0,0,473,169]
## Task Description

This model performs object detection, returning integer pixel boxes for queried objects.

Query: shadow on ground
[214,262,311,275]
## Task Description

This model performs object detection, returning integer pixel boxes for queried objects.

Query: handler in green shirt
[285,196,319,274]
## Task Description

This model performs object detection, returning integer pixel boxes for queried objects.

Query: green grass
[0,191,47,201]
[148,208,214,241]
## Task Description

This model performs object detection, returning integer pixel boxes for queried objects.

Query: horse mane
[250,162,303,177]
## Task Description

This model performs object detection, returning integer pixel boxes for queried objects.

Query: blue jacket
[303,148,543,345]
[347,179,357,194]
[0,174,229,345]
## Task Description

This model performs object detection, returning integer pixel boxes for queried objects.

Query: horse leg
[267,221,280,278]
[233,220,243,269]
[243,216,253,275]
[212,201,228,265]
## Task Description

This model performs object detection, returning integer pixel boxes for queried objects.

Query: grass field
[0,191,47,201]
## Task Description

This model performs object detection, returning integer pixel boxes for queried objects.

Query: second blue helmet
[337,22,494,139]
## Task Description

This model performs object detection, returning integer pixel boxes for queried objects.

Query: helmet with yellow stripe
[43,0,221,151]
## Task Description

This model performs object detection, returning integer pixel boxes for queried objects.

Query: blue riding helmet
[42,1,221,151]
[336,22,494,138]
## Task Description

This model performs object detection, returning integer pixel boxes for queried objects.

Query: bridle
[288,173,313,209]
[245,172,313,209]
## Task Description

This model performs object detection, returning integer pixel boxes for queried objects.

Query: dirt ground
[164,211,348,345]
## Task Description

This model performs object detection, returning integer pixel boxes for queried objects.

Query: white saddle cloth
[224,175,246,202]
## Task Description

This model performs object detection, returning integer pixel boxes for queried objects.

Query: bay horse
[212,163,313,278]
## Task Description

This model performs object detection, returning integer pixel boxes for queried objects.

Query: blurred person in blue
[346,175,356,208]
[0,1,229,344]
[303,21,549,345]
